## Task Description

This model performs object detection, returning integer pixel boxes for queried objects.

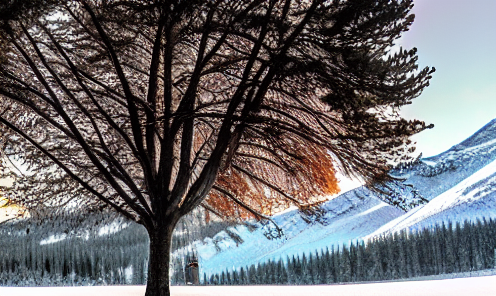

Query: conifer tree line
[0,209,211,286]
[0,217,152,286]
[1,217,496,286]
[204,218,496,285]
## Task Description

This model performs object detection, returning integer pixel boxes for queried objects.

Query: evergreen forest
[1,215,496,286]
[204,219,496,285]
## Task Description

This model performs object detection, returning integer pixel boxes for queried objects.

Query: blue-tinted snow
[368,158,496,236]
[196,188,404,275]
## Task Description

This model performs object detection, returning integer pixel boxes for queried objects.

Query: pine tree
[278,259,288,285]
[472,220,484,270]
[269,261,277,285]
[315,250,325,284]
[225,269,231,285]
[349,242,358,282]
[323,247,332,284]
[287,256,295,285]
[256,263,264,285]
[396,231,408,279]
[372,238,384,280]
[356,241,365,282]
[408,230,422,277]
[444,222,456,274]
[248,264,256,285]
[220,271,226,285]
[455,221,467,272]
[308,253,316,284]
[385,233,397,279]
[340,245,352,282]
[432,225,442,274]
[232,269,239,285]
[419,228,432,275]
[331,245,339,283]
[300,253,309,284]
[239,267,246,285]
[294,255,302,285]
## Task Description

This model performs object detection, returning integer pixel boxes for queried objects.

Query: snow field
[1,275,496,296]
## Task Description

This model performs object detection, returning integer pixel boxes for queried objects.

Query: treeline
[0,219,148,286]
[204,218,496,285]
[0,209,209,286]
[2,215,496,286]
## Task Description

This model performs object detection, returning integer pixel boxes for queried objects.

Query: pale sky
[399,0,496,157]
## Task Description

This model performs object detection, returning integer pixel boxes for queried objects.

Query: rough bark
[145,216,178,296]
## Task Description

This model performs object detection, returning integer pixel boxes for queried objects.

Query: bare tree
[0,0,434,295]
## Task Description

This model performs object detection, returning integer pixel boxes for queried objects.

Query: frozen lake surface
[1,275,496,296]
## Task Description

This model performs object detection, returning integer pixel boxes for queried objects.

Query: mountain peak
[448,118,496,151]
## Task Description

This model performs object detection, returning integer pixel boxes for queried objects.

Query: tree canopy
[0,1,434,295]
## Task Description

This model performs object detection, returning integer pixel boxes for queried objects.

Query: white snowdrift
[1,275,496,296]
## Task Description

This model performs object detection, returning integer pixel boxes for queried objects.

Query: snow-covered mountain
[196,118,496,275]
[195,187,403,275]
[380,118,496,231]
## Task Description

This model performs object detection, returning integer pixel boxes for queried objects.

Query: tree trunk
[145,220,177,296]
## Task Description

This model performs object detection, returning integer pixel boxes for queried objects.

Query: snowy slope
[195,188,404,275]
[367,158,496,237]
[196,118,496,275]
[367,118,496,234]
[392,118,496,201]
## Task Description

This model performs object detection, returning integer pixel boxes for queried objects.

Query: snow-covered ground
[2,275,496,296]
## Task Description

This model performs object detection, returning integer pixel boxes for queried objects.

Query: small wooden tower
[184,253,199,285]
